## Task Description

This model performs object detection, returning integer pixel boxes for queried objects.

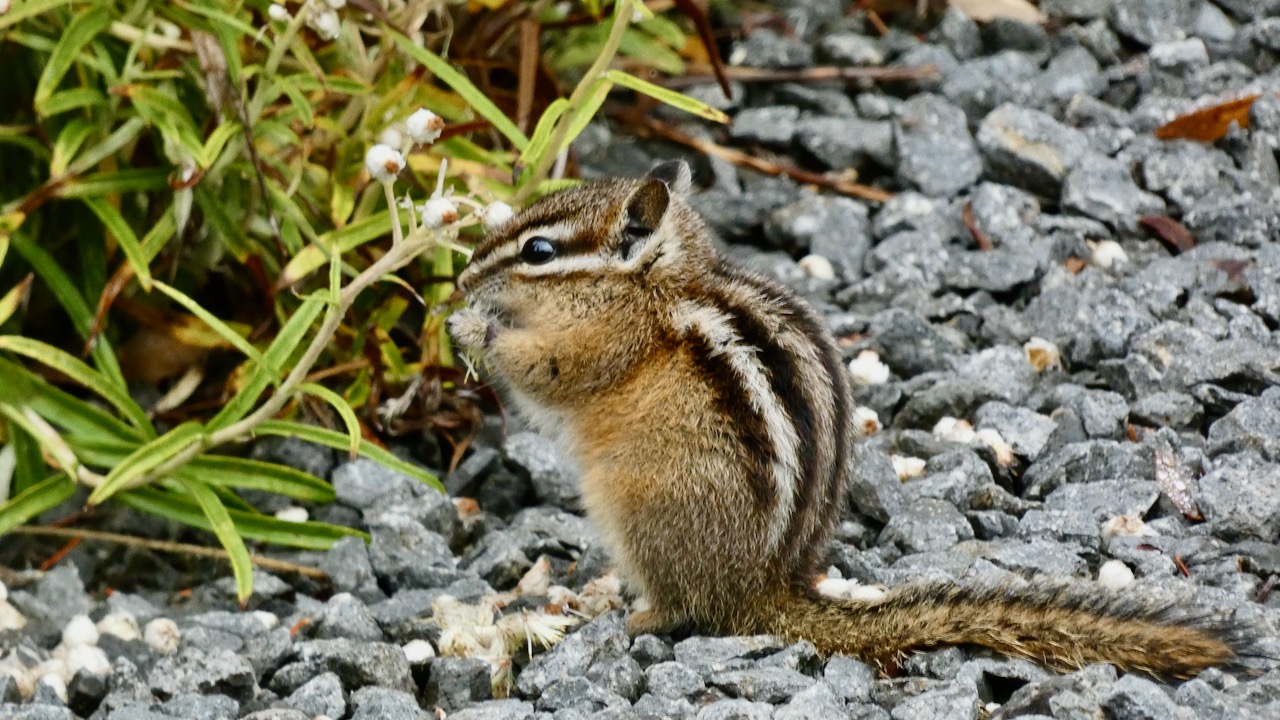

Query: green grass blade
[255,419,443,492]
[0,358,138,442]
[390,31,529,151]
[0,0,78,30]
[0,275,33,327]
[81,196,153,290]
[278,210,394,287]
[118,486,366,550]
[34,6,113,116]
[518,98,571,172]
[176,476,255,602]
[559,79,614,161]
[602,69,729,123]
[297,383,361,461]
[87,421,205,505]
[179,456,334,503]
[0,474,77,536]
[0,336,154,438]
[10,233,127,389]
[150,280,265,366]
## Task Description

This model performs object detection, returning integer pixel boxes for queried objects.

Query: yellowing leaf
[949,0,1045,23]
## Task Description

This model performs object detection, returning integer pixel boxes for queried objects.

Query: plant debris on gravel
[6,0,1280,718]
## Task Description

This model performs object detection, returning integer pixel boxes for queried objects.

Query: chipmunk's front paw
[447,308,496,351]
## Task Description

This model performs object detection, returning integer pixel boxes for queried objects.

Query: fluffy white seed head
[405,108,445,145]
[144,618,181,654]
[1024,337,1062,372]
[38,672,68,703]
[0,581,7,603]
[798,254,835,280]
[1101,513,1157,539]
[0,601,26,631]
[975,428,1015,466]
[267,3,290,21]
[325,0,346,7]
[378,124,405,150]
[364,144,405,184]
[420,196,459,228]
[848,350,890,385]
[96,612,140,641]
[403,639,436,663]
[890,454,926,480]
[481,201,515,231]
[62,615,99,649]
[66,646,112,677]
[1098,560,1135,590]
[852,406,881,435]
[933,416,976,444]
[308,7,341,39]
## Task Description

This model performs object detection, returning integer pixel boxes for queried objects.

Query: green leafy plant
[0,0,725,601]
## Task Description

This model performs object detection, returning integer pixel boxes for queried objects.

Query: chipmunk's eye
[520,237,557,265]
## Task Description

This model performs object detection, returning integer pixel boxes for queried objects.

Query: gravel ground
[6,1,1280,718]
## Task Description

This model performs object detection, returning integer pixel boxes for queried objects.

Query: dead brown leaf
[1139,214,1195,254]
[1154,94,1262,143]
[962,200,994,250]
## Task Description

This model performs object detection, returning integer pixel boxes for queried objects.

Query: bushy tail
[767,579,1252,678]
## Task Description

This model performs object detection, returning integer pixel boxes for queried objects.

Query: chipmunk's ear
[618,178,670,262]
[645,159,693,196]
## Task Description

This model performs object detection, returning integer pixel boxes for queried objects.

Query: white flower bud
[1023,337,1061,372]
[933,416,976,444]
[267,3,291,21]
[890,454,926,480]
[378,124,405,150]
[420,197,459,228]
[66,646,112,677]
[405,108,445,145]
[0,601,26,631]
[1098,560,1135,590]
[62,615,99,649]
[0,581,7,602]
[325,0,346,7]
[96,612,140,641]
[975,428,1015,467]
[308,7,341,40]
[481,201,514,231]
[852,406,881,435]
[38,673,67,704]
[364,144,405,184]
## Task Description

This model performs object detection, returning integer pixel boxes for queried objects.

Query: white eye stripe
[513,254,610,277]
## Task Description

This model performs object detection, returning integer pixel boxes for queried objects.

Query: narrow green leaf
[205,296,324,432]
[297,383,361,460]
[278,210,394,287]
[9,423,45,496]
[559,79,614,160]
[519,98,571,172]
[0,336,154,438]
[150,280,266,366]
[0,275,33,327]
[81,197,152,289]
[177,476,254,602]
[390,31,529,151]
[256,419,443,492]
[0,0,78,31]
[180,456,334,502]
[50,119,95,176]
[0,234,8,267]
[200,121,242,168]
[618,28,685,75]
[39,87,107,117]
[34,6,113,115]
[67,117,146,175]
[278,81,315,128]
[0,358,137,442]
[602,69,729,123]
[0,474,77,536]
[57,168,170,198]
[10,234,127,389]
[87,421,205,505]
[118,487,366,550]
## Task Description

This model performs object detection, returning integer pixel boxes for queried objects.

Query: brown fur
[450,162,1246,679]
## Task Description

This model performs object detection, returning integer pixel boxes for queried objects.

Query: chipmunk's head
[456,160,710,327]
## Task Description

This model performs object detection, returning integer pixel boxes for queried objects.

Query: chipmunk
[448,160,1251,678]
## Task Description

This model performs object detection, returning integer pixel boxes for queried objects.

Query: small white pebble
[66,645,112,677]
[96,612,139,641]
[420,196,459,228]
[144,618,181,654]
[481,201,515,231]
[890,454,926,480]
[405,108,445,145]
[847,350,890,385]
[308,7,341,40]
[852,406,881,435]
[798,254,835,281]
[975,428,1016,467]
[403,639,436,663]
[1101,513,1157,539]
[0,601,26,631]
[38,673,67,703]
[274,506,309,523]
[1098,560,1135,590]
[253,611,280,630]
[267,3,290,21]
[1090,239,1128,269]
[1023,337,1061,372]
[62,615,99,649]
[364,144,405,184]
[933,416,976,444]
